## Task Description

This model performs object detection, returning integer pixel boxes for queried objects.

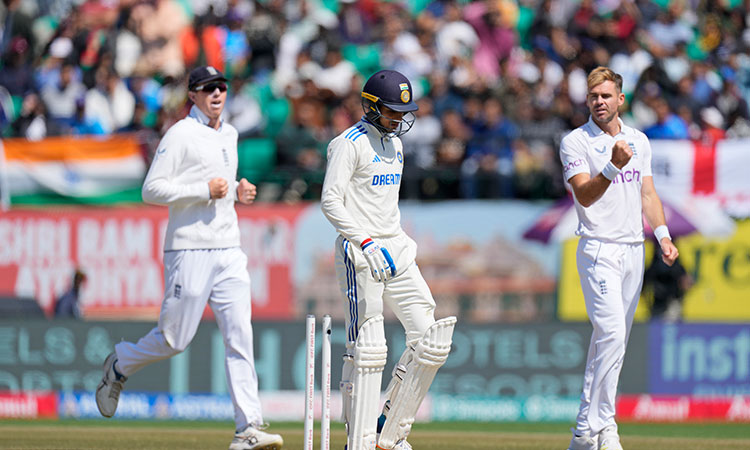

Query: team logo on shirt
[628,142,637,156]
[397,151,403,164]
[595,145,607,154]
[373,154,382,163]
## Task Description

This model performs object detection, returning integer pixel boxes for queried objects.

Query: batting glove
[361,238,396,282]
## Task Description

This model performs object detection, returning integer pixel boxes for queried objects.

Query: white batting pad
[377,316,456,449]
[340,315,387,450]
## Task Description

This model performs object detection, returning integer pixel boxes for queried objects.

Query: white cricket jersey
[142,105,241,251]
[321,118,405,246]
[559,116,653,243]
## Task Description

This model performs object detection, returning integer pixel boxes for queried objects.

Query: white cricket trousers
[114,247,263,430]
[334,233,436,346]
[575,238,644,436]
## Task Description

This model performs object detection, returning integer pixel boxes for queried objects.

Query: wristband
[601,161,622,181]
[654,225,671,242]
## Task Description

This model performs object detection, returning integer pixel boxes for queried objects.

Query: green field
[1,420,749,449]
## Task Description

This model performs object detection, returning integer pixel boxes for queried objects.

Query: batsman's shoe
[376,440,412,450]
[598,425,623,450]
[391,439,412,450]
[567,428,598,450]
[229,423,283,450]
[96,352,127,418]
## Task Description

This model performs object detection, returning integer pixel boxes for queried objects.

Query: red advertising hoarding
[617,395,750,422]
[0,205,306,319]
[0,392,58,419]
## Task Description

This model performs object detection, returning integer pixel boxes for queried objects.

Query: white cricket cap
[700,107,724,129]
[49,37,72,59]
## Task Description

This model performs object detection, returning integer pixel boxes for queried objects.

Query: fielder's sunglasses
[195,82,227,92]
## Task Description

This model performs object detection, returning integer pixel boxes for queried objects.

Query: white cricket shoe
[599,425,623,450]
[567,428,598,450]
[376,438,412,450]
[95,352,127,418]
[393,439,412,450]
[229,424,284,450]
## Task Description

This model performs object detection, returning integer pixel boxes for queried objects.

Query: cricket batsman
[321,69,457,450]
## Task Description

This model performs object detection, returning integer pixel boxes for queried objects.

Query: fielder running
[560,67,679,450]
[321,69,457,450]
[95,66,283,450]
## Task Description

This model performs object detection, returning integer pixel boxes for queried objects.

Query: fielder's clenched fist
[209,177,229,199]
[611,140,632,169]
[237,178,257,205]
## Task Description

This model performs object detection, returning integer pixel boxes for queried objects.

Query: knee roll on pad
[377,316,456,449]
[340,315,387,450]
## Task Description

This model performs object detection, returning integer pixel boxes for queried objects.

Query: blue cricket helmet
[361,69,418,136]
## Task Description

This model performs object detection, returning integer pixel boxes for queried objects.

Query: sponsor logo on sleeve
[563,158,585,174]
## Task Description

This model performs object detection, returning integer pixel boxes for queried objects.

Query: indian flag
[0,135,147,204]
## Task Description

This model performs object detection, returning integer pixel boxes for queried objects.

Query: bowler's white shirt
[560,116,653,243]
[142,105,241,251]
[321,118,405,246]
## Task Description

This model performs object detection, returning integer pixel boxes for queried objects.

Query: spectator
[54,269,87,319]
[644,7,694,56]
[464,0,517,83]
[314,46,357,99]
[644,245,691,323]
[609,37,653,99]
[41,62,86,122]
[11,92,60,140]
[0,36,34,96]
[85,67,136,134]
[515,99,567,198]
[428,71,463,118]
[381,9,433,85]
[69,96,105,136]
[401,96,442,199]
[727,106,750,138]
[461,97,517,198]
[337,0,372,45]
[644,97,690,139]
[275,97,328,199]
[222,9,251,77]
[434,1,479,70]
[225,78,264,138]
[699,106,726,145]
[715,77,750,123]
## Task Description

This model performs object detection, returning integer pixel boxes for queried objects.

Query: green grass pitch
[1,420,748,449]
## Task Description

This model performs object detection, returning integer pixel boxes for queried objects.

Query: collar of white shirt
[189,105,223,130]
[586,115,627,137]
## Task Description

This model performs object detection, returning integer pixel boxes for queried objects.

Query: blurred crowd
[2,0,750,201]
